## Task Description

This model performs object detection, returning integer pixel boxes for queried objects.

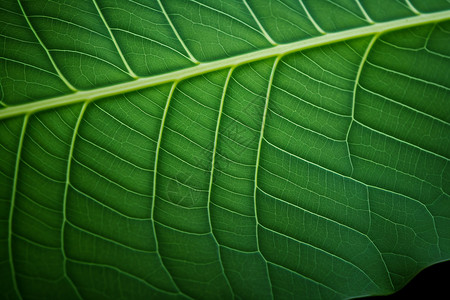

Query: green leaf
[1,0,449,299]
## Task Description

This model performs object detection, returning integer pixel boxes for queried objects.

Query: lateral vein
[16,0,77,92]
[91,0,138,78]
[8,114,28,300]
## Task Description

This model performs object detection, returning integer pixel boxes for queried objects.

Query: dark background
[358,260,449,299]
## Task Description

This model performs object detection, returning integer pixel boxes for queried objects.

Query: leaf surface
[1,0,450,299]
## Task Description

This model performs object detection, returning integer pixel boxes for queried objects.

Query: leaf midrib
[1,10,449,119]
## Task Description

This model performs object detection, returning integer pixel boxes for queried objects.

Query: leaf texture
[1,0,450,299]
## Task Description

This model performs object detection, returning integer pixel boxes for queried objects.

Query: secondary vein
[8,114,28,300]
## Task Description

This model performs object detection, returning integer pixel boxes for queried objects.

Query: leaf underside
[1,0,449,299]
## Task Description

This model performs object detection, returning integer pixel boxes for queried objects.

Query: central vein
[1,10,449,119]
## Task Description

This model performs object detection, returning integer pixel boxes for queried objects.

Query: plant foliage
[1,0,449,299]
